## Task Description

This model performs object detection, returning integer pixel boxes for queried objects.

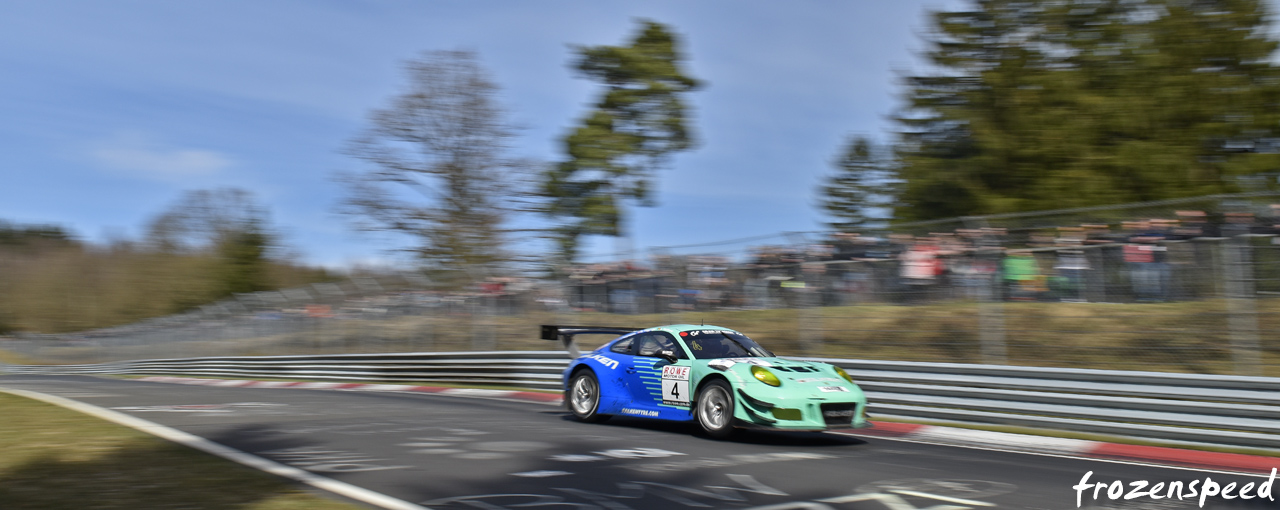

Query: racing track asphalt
[2,374,1276,510]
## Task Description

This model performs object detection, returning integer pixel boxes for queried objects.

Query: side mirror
[638,345,679,363]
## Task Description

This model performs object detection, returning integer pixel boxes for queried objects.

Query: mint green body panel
[647,324,869,431]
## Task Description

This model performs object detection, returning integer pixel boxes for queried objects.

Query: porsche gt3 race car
[543,324,869,438]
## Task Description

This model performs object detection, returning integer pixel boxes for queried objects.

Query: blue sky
[4,0,979,267]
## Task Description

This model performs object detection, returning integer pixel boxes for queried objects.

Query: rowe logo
[662,365,690,380]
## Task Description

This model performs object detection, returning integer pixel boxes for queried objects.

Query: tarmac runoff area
[1,374,1276,510]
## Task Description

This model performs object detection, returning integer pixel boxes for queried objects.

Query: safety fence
[5,351,1278,451]
[4,192,1280,375]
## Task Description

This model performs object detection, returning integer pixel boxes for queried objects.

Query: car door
[625,332,690,410]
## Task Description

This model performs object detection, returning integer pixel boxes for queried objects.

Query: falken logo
[585,354,619,370]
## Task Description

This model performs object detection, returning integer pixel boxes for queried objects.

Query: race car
[543,324,869,438]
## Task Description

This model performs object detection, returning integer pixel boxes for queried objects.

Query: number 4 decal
[661,365,691,407]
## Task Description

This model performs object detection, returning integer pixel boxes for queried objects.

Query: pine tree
[544,20,700,262]
[819,137,897,231]
[893,0,1280,221]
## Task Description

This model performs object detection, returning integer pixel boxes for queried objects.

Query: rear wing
[541,325,641,358]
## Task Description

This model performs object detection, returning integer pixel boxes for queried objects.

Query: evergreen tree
[544,20,700,262]
[894,0,1280,221]
[819,136,898,231]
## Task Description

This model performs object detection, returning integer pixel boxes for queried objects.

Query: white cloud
[91,133,231,181]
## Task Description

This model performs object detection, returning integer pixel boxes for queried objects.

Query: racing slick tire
[568,370,609,423]
[695,379,736,439]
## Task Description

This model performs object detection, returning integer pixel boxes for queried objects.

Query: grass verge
[19,299,1280,376]
[0,391,365,510]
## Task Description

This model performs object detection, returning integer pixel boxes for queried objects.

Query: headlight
[833,366,854,384]
[751,365,781,387]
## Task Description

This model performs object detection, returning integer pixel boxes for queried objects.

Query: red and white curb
[840,421,1279,476]
[137,376,1278,476]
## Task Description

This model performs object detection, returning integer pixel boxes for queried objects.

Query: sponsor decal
[661,365,692,407]
[823,409,855,418]
[662,365,691,381]
[583,354,619,370]
[707,357,773,370]
[796,377,841,383]
[818,386,850,393]
[620,407,660,417]
[686,329,736,337]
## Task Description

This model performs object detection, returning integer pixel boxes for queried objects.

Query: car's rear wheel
[696,379,735,439]
[568,370,608,423]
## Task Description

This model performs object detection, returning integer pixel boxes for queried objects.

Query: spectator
[1003,250,1042,301]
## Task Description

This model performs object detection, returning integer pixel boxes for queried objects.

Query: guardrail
[4,353,1279,450]
[0,352,571,390]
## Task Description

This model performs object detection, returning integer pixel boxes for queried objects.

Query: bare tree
[144,187,276,295]
[341,50,532,283]
[145,187,271,253]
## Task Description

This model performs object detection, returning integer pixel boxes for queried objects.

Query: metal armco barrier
[5,353,1279,450]
[0,352,570,390]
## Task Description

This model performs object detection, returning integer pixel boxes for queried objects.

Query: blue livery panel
[564,349,694,422]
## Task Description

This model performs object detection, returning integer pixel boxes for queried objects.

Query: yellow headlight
[750,365,781,387]
[833,366,854,383]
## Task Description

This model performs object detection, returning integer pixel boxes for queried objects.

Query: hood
[705,357,847,385]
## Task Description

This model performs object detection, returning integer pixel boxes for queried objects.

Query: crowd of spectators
[556,206,1280,312]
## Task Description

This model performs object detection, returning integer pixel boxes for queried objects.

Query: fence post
[977,252,1007,365]
[1223,235,1263,376]
[798,261,825,355]
[967,221,1009,364]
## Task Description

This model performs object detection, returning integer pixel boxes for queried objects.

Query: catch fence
[2,194,1280,376]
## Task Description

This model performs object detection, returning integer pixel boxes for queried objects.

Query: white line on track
[0,386,433,510]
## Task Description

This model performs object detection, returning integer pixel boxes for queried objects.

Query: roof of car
[651,324,740,334]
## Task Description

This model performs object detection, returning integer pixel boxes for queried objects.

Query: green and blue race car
[544,324,869,438]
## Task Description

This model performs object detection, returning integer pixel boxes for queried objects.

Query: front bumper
[734,388,869,431]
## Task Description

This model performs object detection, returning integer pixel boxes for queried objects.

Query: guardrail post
[1223,235,1263,376]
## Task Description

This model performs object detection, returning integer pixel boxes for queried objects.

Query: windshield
[680,330,774,359]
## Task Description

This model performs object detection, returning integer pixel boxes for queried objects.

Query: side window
[610,337,634,355]
[636,333,687,359]
[634,335,661,357]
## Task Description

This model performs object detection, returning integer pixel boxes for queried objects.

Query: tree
[543,20,700,262]
[818,136,898,232]
[145,188,269,253]
[342,50,530,283]
[893,0,1280,221]
[144,187,275,296]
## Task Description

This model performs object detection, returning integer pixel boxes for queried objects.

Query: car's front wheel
[568,370,609,423]
[695,379,735,439]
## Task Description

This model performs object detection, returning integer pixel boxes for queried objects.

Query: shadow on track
[546,410,868,447]
[0,438,336,509]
